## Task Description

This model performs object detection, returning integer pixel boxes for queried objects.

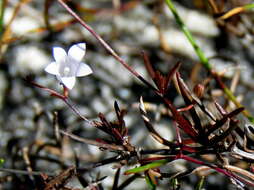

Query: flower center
[63,66,71,76]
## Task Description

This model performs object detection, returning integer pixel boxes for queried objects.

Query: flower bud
[193,84,204,98]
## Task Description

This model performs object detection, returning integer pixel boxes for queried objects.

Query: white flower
[45,43,93,89]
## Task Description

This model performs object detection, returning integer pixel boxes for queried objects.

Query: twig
[26,78,93,125]
[181,155,254,187]
[225,165,254,183]
[112,168,121,190]
[0,0,7,36]
[43,166,76,190]
[0,168,54,176]
[22,147,35,181]
[60,130,124,151]
[53,111,61,143]
[218,4,254,20]
[116,174,140,190]
[63,98,92,125]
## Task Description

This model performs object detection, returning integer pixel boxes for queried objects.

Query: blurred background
[0,0,254,189]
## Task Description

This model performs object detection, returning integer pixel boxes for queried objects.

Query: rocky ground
[0,0,254,189]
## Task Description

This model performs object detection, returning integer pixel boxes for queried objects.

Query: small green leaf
[195,176,205,190]
[170,178,180,190]
[0,0,5,35]
[244,3,254,10]
[145,174,156,190]
[124,159,168,175]
[0,158,4,166]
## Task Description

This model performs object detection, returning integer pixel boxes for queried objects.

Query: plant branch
[60,130,125,151]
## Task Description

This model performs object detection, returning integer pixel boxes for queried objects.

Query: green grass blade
[0,0,5,35]
[124,159,169,175]
[244,3,254,10]
[195,176,205,190]
[145,175,156,190]
[0,158,4,166]
[164,0,211,70]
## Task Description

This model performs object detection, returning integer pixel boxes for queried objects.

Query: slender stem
[112,168,121,190]
[244,3,254,9]
[225,165,254,182]
[60,130,124,151]
[0,0,6,35]
[116,174,139,190]
[213,73,254,122]
[218,4,254,20]
[164,0,211,70]
[63,98,92,124]
[181,155,254,187]
[27,78,93,124]
[0,168,54,176]
[195,176,205,190]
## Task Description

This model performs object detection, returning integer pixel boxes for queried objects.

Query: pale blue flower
[45,43,93,89]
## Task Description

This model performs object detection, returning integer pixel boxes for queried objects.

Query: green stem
[244,3,254,10]
[195,176,205,190]
[164,0,212,70]
[0,0,5,36]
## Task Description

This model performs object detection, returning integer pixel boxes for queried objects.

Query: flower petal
[45,62,59,75]
[61,77,76,89]
[68,43,86,62]
[76,62,93,77]
[53,47,67,63]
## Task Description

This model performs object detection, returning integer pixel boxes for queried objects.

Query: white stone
[141,25,159,44]
[185,11,219,36]
[15,46,50,74]
[163,3,219,37]
[163,29,197,59]
[11,17,40,36]
[163,29,216,60]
